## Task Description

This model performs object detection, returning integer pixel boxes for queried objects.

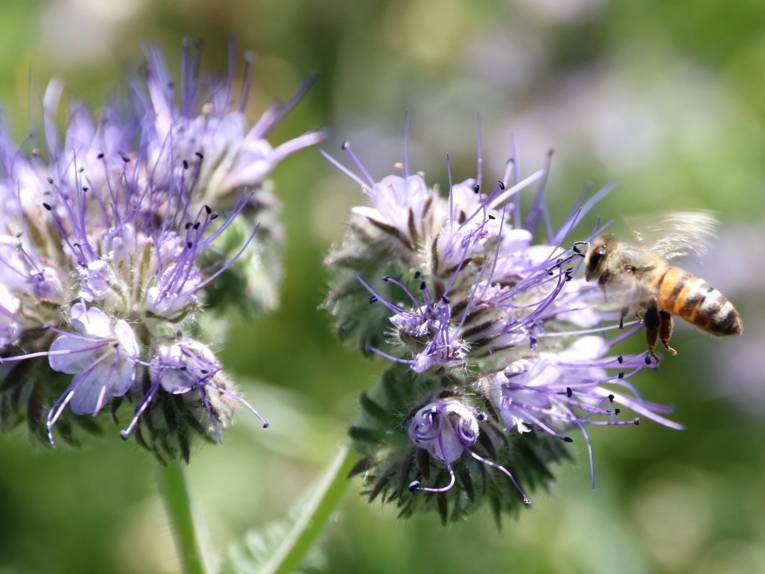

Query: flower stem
[158,462,212,574]
[261,443,356,574]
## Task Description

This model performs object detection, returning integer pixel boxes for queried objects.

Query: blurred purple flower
[0,41,319,454]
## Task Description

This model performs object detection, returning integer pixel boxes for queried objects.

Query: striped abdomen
[654,266,743,336]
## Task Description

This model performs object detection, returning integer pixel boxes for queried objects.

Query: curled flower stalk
[323,119,682,524]
[0,41,322,461]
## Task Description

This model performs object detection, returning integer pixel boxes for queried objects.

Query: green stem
[262,443,356,574]
[158,462,212,574]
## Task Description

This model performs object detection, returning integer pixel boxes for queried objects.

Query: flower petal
[49,335,106,374]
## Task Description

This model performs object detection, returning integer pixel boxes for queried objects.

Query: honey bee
[579,212,743,359]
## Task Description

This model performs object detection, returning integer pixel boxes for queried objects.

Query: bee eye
[587,246,607,272]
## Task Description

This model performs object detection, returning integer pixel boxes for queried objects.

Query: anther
[414,270,421,278]
[608,394,614,402]
[82,187,88,192]
[497,180,505,190]
[618,372,624,379]
[563,436,574,443]
[195,151,204,160]
[472,183,480,193]
[441,296,450,304]
[193,222,200,230]
[645,356,652,365]
[42,202,52,211]
[97,152,104,159]
[121,155,130,163]
[419,281,426,290]
[634,418,641,426]
[566,387,573,398]
[408,480,422,492]
[47,177,54,184]
[183,160,189,170]
[476,412,486,421]
[488,214,496,220]
[204,204,212,215]
[341,141,350,150]
[369,295,378,303]
[187,241,193,249]
[185,222,193,230]
[617,355,624,364]
[210,213,219,220]
[614,408,621,415]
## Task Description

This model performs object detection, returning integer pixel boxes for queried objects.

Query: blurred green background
[1,0,764,573]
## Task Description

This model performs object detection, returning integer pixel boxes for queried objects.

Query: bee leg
[643,303,661,361]
[619,307,629,329]
[659,310,678,356]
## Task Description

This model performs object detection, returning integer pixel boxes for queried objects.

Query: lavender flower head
[0,42,322,460]
[324,117,682,523]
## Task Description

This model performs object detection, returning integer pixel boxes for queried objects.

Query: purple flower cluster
[324,120,682,514]
[0,42,321,452]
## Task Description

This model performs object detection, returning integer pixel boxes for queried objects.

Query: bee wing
[630,211,718,261]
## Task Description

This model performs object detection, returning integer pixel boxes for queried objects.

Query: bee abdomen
[656,267,742,336]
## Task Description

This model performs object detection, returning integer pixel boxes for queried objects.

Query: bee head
[584,235,615,281]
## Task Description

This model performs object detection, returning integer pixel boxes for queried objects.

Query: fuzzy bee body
[581,211,743,358]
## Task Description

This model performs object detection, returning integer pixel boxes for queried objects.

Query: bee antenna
[572,241,589,257]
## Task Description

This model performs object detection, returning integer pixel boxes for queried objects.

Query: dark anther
[617,355,624,364]
[82,187,89,192]
[608,394,614,402]
[563,436,574,443]
[408,480,421,492]
[382,275,391,282]
[42,202,52,211]
[419,281,426,290]
[204,204,212,215]
[210,213,219,220]
[488,214,496,220]
[195,151,204,160]
[618,372,624,379]
[185,222,193,230]
[614,408,621,415]
[441,296,450,304]
[497,180,505,190]
[414,270,421,278]
[472,183,480,193]
[183,160,189,170]
[634,419,641,426]
[47,177,54,184]
[566,387,573,398]
[645,356,652,365]
[341,141,350,150]
[200,369,209,374]
[112,342,120,349]
[187,241,193,249]
[476,412,486,421]
[121,155,130,163]
[78,167,85,173]
[369,295,378,303]
[97,152,104,159]
[193,222,200,230]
